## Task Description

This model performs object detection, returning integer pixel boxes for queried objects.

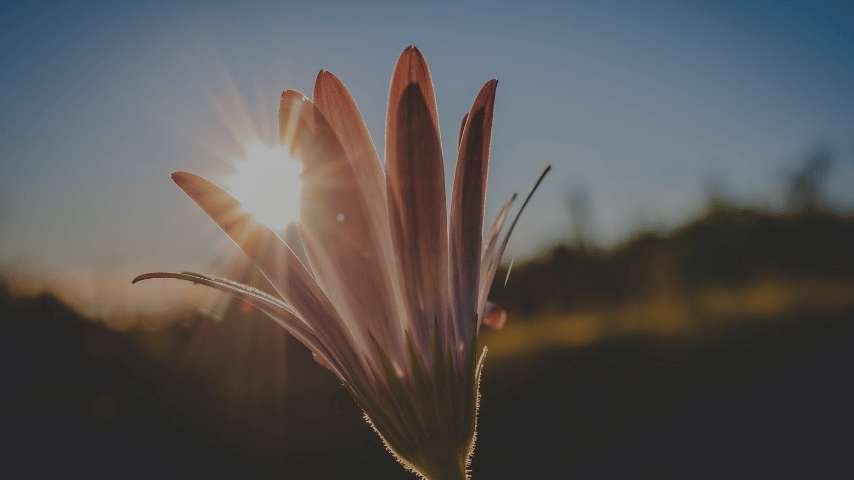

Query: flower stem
[424,460,467,480]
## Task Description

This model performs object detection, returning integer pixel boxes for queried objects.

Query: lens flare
[225,142,302,231]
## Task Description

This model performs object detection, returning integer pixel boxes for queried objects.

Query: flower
[134,46,548,480]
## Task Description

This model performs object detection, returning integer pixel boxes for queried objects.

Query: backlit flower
[135,46,548,480]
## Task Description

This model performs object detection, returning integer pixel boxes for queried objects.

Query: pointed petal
[486,165,552,318]
[132,271,348,380]
[450,79,498,345]
[280,90,401,362]
[478,193,517,316]
[313,70,387,228]
[169,172,365,378]
[385,46,450,349]
[482,302,507,330]
[494,165,552,267]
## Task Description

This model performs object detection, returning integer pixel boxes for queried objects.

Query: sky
[2,0,854,284]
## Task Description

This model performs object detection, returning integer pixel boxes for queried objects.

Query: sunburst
[224,142,302,231]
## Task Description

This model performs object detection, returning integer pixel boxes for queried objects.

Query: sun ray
[224,142,303,231]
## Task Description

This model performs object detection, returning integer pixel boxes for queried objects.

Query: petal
[313,70,387,230]
[385,46,450,350]
[494,165,552,263]
[457,112,468,147]
[482,301,507,330]
[313,71,409,344]
[132,271,348,381]
[283,221,310,270]
[280,90,402,363]
[170,172,365,378]
[486,165,552,310]
[450,79,498,345]
[478,193,517,317]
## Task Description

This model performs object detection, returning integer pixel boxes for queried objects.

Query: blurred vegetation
[493,205,854,314]
[495,146,853,316]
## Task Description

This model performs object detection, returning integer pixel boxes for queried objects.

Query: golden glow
[225,142,303,230]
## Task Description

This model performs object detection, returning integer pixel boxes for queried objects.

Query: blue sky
[2,0,854,274]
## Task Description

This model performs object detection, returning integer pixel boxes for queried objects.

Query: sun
[225,142,303,231]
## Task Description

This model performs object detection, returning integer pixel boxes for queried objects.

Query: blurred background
[2,1,854,478]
